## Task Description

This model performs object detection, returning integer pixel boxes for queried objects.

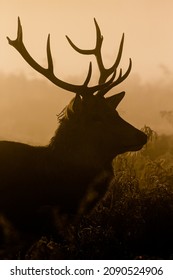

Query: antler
[66,18,132,96]
[7,17,115,97]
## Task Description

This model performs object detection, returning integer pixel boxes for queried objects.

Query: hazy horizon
[0,70,172,145]
[0,1,173,144]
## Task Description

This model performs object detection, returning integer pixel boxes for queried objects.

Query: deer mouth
[127,133,147,151]
[129,144,144,151]
[118,144,143,155]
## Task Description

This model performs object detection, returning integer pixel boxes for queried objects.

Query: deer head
[7,18,147,168]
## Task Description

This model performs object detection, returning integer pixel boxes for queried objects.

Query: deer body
[0,18,147,236]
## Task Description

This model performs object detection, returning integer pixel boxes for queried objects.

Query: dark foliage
[0,132,173,260]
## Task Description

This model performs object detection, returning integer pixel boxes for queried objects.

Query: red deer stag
[0,18,147,236]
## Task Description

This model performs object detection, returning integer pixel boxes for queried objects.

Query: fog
[0,71,172,145]
[0,0,173,144]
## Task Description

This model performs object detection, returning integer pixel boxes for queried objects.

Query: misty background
[0,72,172,145]
[0,0,173,145]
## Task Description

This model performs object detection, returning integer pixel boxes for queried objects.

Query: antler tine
[7,17,114,96]
[46,34,54,73]
[7,17,48,77]
[66,18,110,84]
[94,21,128,86]
[108,33,124,76]
[97,58,132,96]
[83,62,92,86]
[66,18,131,96]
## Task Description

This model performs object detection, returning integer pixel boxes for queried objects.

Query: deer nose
[138,131,148,145]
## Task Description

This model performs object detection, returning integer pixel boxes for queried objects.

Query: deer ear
[66,94,82,118]
[71,94,82,113]
[106,91,125,109]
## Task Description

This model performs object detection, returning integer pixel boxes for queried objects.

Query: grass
[1,127,173,259]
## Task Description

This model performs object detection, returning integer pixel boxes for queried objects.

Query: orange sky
[1,0,173,82]
[0,0,173,144]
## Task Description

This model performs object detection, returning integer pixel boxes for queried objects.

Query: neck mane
[49,118,113,172]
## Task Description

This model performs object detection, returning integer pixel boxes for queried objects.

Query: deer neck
[49,121,113,173]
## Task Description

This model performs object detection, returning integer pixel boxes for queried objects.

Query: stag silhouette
[0,18,147,237]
